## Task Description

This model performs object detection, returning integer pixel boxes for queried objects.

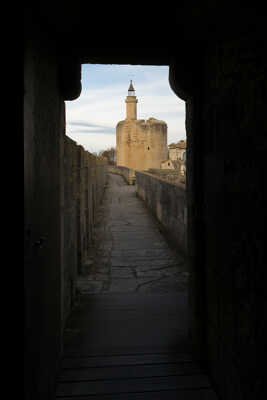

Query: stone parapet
[63,137,108,323]
[135,171,187,256]
[148,168,186,185]
[108,165,136,185]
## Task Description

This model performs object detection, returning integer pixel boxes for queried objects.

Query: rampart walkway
[56,173,218,399]
[78,173,188,294]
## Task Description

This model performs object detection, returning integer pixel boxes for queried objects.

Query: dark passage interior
[24,4,267,400]
[55,172,201,398]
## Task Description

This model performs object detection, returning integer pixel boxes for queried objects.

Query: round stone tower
[116,81,168,171]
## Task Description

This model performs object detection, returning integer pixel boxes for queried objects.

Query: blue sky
[65,64,186,154]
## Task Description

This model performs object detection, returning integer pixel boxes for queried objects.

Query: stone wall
[63,137,107,324]
[63,137,78,329]
[116,117,168,170]
[108,165,136,185]
[198,37,267,400]
[169,146,186,161]
[24,38,107,400]
[171,36,267,400]
[135,171,187,255]
[24,39,64,400]
[148,169,186,185]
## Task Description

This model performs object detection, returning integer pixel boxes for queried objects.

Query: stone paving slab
[77,173,188,295]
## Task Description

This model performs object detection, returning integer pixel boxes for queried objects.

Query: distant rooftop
[169,140,186,149]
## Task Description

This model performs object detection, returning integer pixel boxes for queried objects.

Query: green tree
[99,147,116,164]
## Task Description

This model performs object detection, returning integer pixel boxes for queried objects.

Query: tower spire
[128,80,135,96]
[128,80,134,91]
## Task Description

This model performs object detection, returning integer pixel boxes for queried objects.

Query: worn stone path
[56,173,219,399]
[77,173,188,294]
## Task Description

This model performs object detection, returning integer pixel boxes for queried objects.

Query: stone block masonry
[148,168,185,186]
[24,38,108,400]
[63,136,107,325]
[116,82,168,172]
[135,171,187,256]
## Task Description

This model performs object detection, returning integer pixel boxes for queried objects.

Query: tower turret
[125,80,138,120]
[117,80,168,170]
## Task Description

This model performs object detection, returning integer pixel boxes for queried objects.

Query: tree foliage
[98,147,116,164]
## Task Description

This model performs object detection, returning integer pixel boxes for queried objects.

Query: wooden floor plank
[58,361,205,381]
[56,374,211,397]
[60,353,194,369]
[56,389,218,400]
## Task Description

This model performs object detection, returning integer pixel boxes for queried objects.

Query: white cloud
[66,132,116,154]
[65,66,186,152]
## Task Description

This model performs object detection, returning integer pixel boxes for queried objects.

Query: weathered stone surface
[77,173,188,295]
[116,88,168,171]
[148,168,184,186]
[63,138,108,320]
[24,40,64,400]
[177,36,267,400]
[111,267,135,278]
[137,276,188,293]
[135,171,187,256]
[108,165,136,185]
[77,279,103,294]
